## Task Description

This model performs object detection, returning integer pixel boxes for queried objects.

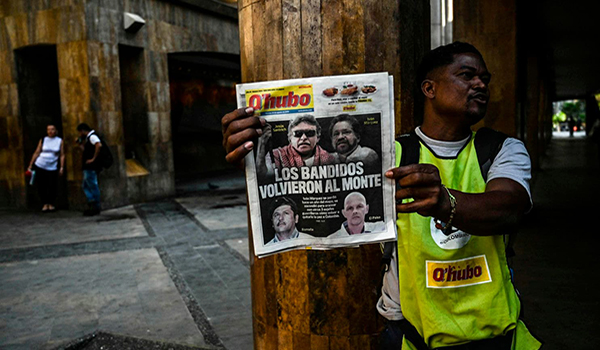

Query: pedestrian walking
[76,123,103,216]
[27,124,65,212]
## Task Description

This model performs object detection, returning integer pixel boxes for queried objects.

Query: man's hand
[386,164,531,236]
[86,159,95,164]
[385,164,450,220]
[221,107,266,167]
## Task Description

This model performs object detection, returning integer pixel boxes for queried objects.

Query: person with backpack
[221,42,541,349]
[76,123,104,216]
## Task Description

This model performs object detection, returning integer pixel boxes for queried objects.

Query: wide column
[238,1,429,349]
[453,0,518,136]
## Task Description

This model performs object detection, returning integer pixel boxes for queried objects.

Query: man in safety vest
[377,42,542,349]
[221,41,541,349]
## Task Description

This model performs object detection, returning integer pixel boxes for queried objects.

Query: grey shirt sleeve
[377,248,404,321]
[487,138,533,205]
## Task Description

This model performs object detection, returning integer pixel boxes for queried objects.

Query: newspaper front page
[237,73,396,257]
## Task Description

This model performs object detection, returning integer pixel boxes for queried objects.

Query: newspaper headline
[237,72,397,257]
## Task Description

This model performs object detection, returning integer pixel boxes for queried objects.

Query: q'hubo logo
[245,85,314,116]
[426,255,492,288]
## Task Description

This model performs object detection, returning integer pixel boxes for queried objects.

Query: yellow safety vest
[394,133,541,349]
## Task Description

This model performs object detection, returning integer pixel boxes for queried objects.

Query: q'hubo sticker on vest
[426,255,492,288]
[430,218,471,249]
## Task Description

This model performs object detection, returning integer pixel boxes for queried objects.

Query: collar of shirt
[415,126,470,158]
[343,221,366,234]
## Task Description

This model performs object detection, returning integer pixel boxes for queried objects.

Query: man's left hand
[385,164,450,219]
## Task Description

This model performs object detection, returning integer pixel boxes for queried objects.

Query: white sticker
[430,218,471,250]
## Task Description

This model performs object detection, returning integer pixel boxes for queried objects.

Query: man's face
[78,129,87,138]
[342,195,369,227]
[431,53,491,125]
[331,121,359,155]
[272,204,297,235]
[289,122,319,156]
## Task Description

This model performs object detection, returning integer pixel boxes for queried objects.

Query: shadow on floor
[514,137,600,350]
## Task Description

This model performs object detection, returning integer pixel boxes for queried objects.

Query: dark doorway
[168,52,241,184]
[119,45,149,165]
[15,45,67,209]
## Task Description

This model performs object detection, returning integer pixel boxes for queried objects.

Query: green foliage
[553,111,566,124]
[561,102,581,117]
[561,100,585,122]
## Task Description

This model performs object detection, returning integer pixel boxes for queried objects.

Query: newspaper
[237,72,396,258]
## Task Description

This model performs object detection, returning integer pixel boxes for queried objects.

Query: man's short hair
[328,114,361,138]
[269,197,298,219]
[76,123,92,132]
[344,192,367,207]
[288,115,321,138]
[416,41,484,85]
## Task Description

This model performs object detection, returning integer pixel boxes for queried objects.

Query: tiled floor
[0,249,205,349]
[1,195,251,350]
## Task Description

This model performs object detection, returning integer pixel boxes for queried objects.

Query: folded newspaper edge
[236,72,397,258]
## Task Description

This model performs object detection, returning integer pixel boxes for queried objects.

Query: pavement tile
[0,186,256,350]
[0,206,147,250]
[211,312,253,350]
[0,249,206,349]
[224,238,250,261]
[176,195,248,231]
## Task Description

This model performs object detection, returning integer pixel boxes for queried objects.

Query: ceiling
[167,0,599,100]
[531,0,600,100]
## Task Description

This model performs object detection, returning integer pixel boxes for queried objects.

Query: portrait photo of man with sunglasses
[256,114,337,176]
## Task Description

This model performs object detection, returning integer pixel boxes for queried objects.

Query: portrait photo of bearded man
[329,114,380,171]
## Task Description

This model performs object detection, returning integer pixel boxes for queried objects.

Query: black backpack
[92,133,114,169]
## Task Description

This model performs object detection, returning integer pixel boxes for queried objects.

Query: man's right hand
[221,107,266,166]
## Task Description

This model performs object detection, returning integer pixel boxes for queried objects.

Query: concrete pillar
[444,0,453,44]
[0,36,23,207]
[453,0,518,136]
[430,0,442,49]
[238,0,429,348]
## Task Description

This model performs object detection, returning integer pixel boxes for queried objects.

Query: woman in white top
[27,124,65,212]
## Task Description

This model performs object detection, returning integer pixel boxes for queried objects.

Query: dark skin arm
[222,107,266,167]
[386,164,530,236]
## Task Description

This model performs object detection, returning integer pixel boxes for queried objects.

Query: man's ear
[365,204,369,214]
[295,215,298,224]
[421,79,436,99]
